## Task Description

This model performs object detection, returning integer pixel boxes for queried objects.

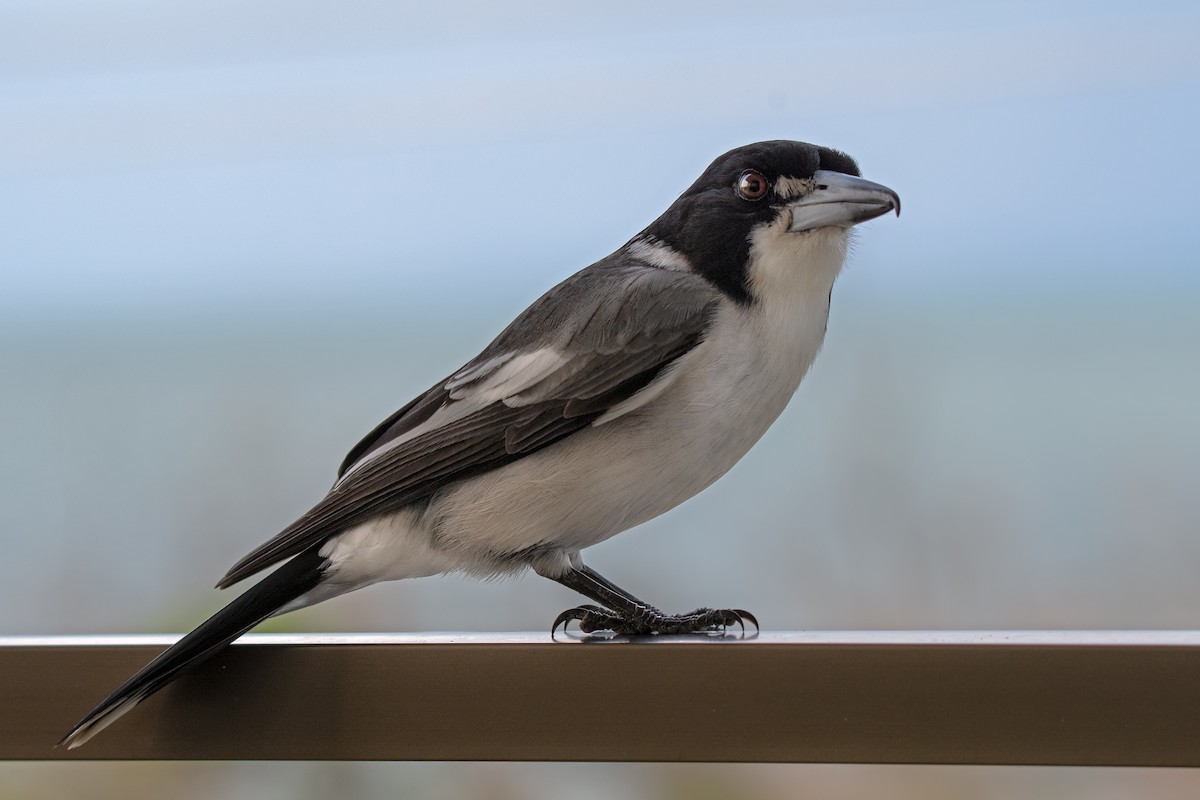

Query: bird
[60,139,899,748]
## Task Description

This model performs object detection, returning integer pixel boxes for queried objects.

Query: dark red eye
[736,170,770,201]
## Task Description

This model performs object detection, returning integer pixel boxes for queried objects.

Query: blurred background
[2,0,1198,797]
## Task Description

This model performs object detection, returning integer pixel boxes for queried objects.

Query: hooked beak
[788,170,901,233]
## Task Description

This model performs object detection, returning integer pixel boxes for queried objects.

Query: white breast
[324,225,851,586]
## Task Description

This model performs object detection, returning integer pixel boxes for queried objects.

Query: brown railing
[4,631,1199,764]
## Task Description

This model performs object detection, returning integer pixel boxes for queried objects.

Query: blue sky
[2,0,1198,318]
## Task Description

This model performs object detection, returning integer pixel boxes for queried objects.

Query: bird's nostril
[816,184,828,190]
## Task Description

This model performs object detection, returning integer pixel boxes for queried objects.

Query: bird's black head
[640,140,898,303]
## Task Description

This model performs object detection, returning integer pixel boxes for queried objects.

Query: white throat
[742,223,850,383]
[747,221,850,311]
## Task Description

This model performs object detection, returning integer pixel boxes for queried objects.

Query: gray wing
[217,264,719,588]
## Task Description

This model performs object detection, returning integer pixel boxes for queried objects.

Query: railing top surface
[8,629,1200,647]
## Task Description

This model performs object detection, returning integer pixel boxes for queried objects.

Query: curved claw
[550,610,574,638]
[554,606,597,638]
[551,604,609,637]
[730,609,759,636]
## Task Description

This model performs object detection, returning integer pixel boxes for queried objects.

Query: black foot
[551,604,758,636]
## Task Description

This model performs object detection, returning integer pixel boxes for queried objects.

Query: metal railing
[4,631,1199,764]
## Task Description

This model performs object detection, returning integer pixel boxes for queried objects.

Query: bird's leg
[549,564,757,636]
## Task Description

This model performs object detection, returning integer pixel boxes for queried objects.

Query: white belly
[324,227,848,586]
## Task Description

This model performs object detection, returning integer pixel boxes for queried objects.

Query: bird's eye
[736,170,770,201]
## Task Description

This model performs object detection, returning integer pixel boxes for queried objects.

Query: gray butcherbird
[62,140,899,748]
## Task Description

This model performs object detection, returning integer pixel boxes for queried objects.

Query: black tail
[59,547,329,749]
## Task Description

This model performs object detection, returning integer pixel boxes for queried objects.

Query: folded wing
[217,265,718,589]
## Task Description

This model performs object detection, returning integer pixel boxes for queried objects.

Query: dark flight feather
[217,264,717,589]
